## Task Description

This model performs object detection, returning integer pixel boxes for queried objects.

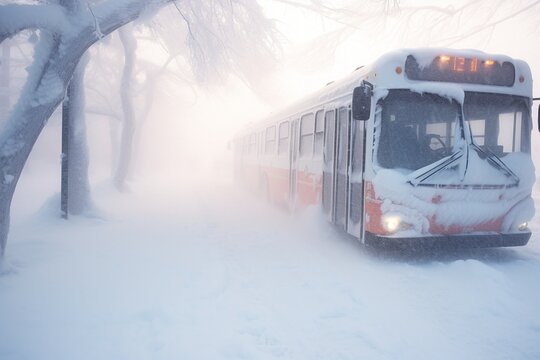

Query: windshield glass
[377,90,460,171]
[464,93,531,156]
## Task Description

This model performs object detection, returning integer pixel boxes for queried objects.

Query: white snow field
[1,170,539,360]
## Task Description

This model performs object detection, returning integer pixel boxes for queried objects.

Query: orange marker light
[485,59,495,66]
[439,55,450,62]
[519,75,525,83]
[395,66,402,74]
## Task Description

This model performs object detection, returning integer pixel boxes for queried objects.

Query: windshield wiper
[407,144,520,188]
[407,150,464,186]
[471,144,520,185]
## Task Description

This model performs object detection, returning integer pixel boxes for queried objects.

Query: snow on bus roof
[234,48,530,137]
[409,83,464,103]
[235,65,371,135]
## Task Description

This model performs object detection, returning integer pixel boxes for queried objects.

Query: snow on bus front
[366,82,534,245]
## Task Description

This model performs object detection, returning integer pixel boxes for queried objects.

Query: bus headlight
[381,215,411,234]
[518,222,528,231]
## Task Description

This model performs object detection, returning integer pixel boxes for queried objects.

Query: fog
[11,1,540,218]
[1,1,540,359]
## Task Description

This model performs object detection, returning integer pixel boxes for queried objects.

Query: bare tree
[0,40,10,123]
[84,35,193,181]
[0,1,167,257]
[0,0,277,256]
[0,32,35,127]
[65,51,92,215]
[278,0,540,55]
[115,25,137,191]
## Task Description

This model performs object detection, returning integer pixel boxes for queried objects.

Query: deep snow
[1,171,539,360]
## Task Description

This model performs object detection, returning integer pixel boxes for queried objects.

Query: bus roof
[371,48,531,97]
[235,48,532,136]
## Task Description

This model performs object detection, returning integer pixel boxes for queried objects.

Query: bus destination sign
[405,55,515,86]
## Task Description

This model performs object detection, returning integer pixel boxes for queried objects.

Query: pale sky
[9,0,540,220]
[130,0,540,179]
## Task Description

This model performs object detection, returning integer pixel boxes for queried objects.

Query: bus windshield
[464,92,531,156]
[377,90,460,171]
[376,90,531,172]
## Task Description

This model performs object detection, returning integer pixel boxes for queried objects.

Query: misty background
[1,1,540,359]
[6,0,540,222]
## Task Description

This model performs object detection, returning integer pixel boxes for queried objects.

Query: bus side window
[243,136,249,156]
[300,113,315,158]
[337,107,349,171]
[314,110,325,157]
[248,133,257,156]
[261,131,266,156]
[258,131,263,156]
[324,110,335,162]
[278,121,290,156]
[265,126,276,155]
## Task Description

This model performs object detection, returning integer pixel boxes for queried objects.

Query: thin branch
[172,1,216,65]
[173,1,196,42]
[85,1,103,39]
[441,0,540,46]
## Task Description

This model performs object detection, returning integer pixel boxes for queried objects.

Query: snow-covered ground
[1,169,540,360]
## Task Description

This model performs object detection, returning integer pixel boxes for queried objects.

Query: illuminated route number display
[405,55,515,86]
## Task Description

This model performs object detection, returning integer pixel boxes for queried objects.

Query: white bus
[234,48,537,249]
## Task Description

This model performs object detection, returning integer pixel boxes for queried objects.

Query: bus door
[335,107,350,229]
[347,118,365,238]
[289,118,299,208]
[322,110,337,222]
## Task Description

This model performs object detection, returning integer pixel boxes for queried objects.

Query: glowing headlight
[382,215,402,234]
[518,222,528,231]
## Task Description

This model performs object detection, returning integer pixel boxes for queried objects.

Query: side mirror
[537,103,540,133]
[534,98,540,132]
[352,81,373,121]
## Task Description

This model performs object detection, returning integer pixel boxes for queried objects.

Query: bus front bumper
[364,231,531,250]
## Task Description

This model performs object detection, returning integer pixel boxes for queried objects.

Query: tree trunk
[0,0,167,257]
[66,52,92,215]
[0,34,62,256]
[0,40,10,125]
[114,26,137,191]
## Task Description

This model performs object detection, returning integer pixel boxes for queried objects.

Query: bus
[233,48,536,249]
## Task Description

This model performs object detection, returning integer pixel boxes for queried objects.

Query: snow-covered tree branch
[0,4,67,43]
[0,0,279,256]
